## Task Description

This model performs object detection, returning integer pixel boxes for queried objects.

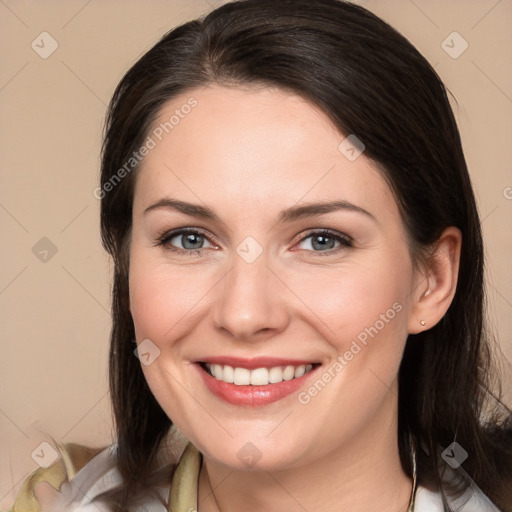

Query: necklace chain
[198,442,418,512]
[407,437,418,512]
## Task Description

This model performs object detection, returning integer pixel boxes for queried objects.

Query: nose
[211,251,290,342]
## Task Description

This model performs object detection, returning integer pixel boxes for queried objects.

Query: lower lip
[195,363,319,406]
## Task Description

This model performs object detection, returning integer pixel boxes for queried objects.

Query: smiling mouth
[199,362,320,386]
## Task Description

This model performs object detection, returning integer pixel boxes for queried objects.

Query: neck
[197,387,413,512]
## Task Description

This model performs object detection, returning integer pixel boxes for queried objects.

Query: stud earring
[424,289,431,297]
[420,320,426,326]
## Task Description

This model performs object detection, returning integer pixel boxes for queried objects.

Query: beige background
[1,0,511,508]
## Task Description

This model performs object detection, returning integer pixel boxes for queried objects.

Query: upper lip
[196,356,320,369]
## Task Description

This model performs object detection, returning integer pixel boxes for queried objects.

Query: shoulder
[8,427,191,512]
[415,479,504,512]
[8,441,107,512]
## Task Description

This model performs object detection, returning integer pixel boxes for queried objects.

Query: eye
[156,227,353,257]
[157,228,217,255]
[295,229,353,255]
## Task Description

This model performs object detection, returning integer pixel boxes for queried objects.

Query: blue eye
[296,229,353,256]
[157,228,352,256]
[158,229,215,254]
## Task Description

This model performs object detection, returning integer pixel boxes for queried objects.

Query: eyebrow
[143,198,376,223]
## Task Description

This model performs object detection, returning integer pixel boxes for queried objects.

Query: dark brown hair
[97,0,512,510]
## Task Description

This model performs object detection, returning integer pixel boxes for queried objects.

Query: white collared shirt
[40,436,503,512]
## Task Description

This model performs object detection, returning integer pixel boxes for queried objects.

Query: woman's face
[128,85,424,470]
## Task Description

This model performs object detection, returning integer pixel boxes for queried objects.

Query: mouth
[194,358,322,406]
[201,361,317,385]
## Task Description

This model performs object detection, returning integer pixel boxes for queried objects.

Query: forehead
[133,85,397,222]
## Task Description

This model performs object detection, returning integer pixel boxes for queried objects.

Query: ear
[407,226,462,334]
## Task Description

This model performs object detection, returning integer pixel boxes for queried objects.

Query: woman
[9,0,512,511]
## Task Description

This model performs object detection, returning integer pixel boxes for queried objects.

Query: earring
[420,320,426,326]
[424,289,431,297]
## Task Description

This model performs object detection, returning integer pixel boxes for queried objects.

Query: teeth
[250,367,269,385]
[269,366,283,383]
[233,367,251,385]
[283,365,295,381]
[213,364,223,379]
[294,365,306,378]
[223,365,234,383]
[204,363,316,386]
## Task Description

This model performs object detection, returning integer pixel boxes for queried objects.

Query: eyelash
[156,227,353,257]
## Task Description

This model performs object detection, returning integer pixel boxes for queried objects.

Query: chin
[194,431,315,472]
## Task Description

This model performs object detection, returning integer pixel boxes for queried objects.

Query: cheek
[128,251,213,426]
[129,251,211,343]
[283,254,412,354]
[286,259,411,444]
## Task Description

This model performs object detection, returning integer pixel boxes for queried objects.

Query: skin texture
[128,85,461,512]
